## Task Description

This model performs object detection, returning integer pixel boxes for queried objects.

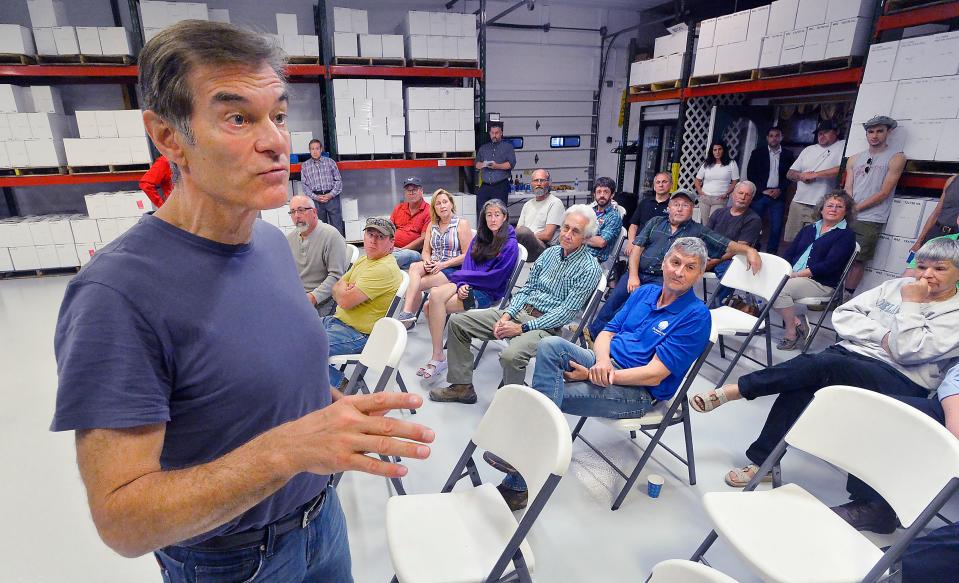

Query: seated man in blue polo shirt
[486,236,713,510]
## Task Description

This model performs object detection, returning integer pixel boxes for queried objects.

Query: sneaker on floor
[496,483,528,511]
[831,499,899,535]
[776,336,801,351]
[807,302,827,312]
[483,451,517,474]
[396,311,417,329]
[428,383,477,404]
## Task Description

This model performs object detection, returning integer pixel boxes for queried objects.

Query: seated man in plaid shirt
[430,205,603,404]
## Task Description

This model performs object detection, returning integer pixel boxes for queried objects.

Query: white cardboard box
[825,17,871,59]
[33,27,56,55]
[283,34,304,56]
[761,34,785,67]
[354,133,373,154]
[852,80,898,122]
[345,220,364,241]
[862,41,899,83]
[796,0,828,28]
[697,18,716,50]
[895,77,959,120]
[303,35,319,57]
[427,36,444,59]
[342,198,359,222]
[36,244,59,269]
[25,139,65,166]
[884,197,925,238]
[900,119,945,161]
[0,220,33,247]
[715,12,749,46]
[53,26,79,55]
[891,36,939,80]
[0,25,37,55]
[332,79,350,99]
[827,0,875,21]
[276,13,298,36]
[70,217,100,243]
[359,34,382,58]
[30,86,62,114]
[693,47,717,77]
[76,27,101,55]
[55,243,79,267]
[347,78,366,98]
[385,80,403,102]
[114,109,145,137]
[802,24,831,62]
[333,32,358,57]
[351,9,368,35]
[429,12,446,36]
[0,248,12,272]
[26,217,53,245]
[780,29,807,65]
[365,79,385,99]
[406,11,430,36]
[935,119,959,161]
[373,133,392,154]
[382,35,404,58]
[768,0,800,36]
[98,27,132,55]
[443,36,459,59]
[455,131,473,152]
[208,8,230,23]
[406,35,429,59]
[10,246,41,270]
[28,0,69,28]
[457,37,478,60]
[407,110,429,131]
[928,31,959,77]
[718,39,762,74]
[748,6,770,41]
[333,7,352,32]
[0,85,33,113]
[75,243,94,266]
[76,110,100,135]
[337,134,356,155]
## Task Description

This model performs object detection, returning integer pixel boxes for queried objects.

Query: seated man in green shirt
[324,217,402,388]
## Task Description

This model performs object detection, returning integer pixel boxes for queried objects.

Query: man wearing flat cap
[784,119,846,244]
[842,115,907,296]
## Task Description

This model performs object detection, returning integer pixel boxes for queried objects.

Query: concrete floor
[1,274,943,583]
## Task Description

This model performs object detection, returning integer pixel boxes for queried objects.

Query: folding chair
[702,253,792,388]
[690,386,959,583]
[601,226,628,273]
[386,271,411,319]
[647,559,739,583]
[570,331,715,510]
[346,243,360,269]
[799,243,860,354]
[699,271,717,304]
[329,318,412,495]
[385,385,572,583]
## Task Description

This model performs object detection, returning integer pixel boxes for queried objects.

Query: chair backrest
[357,318,407,386]
[835,242,861,292]
[603,226,628,270]
[473,385,572,501]
[346,244,360,268]
[785,385,959,527]
[648,559,740,583]
[497,243,528,308]
[616,205,627,219]
[661,326,717,408]
[717,252,791,302]
[386,271,410,318]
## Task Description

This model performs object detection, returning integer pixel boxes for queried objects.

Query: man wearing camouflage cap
[842,115,907,296]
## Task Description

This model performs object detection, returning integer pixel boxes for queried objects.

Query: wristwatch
[521,322,532,333]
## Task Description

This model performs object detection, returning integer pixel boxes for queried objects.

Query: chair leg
[718,335,726,359]
[765,316,773,367]
[570,416,588,441]
[395,373,416,415]
[690,530,719,563]
[611,429,664,511]
[473,340,490,369]
[682,407,697,486]
[414,290,428,320]
[802,301,832,354]
[715,329,759,388]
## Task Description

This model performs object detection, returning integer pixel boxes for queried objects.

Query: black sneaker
[831,499,899,534]
[428,383,477,404]
[496,483,528,511]
[483,451,517,474]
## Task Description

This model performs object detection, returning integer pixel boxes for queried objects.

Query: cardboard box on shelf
[715,12,749,46]
[935,119,959,161]
[427,36,444,59]
[862,41,899,83]
[208,8,230,23]
[768,0,800,36]
[303,35,320,57]
[824,17,871,60]
[717,39,761,74]
[114,109,145,137]
[894,77,959,121]
[55,243,79,268]
[347,78,367,98]
[697,18,716,50]
[929,31,959,77]
[760,34,785,68]
[455,131,473,152]
[333,7,352,32]
[366,79,385,99]
[337,134,356,155]
[406,35,429,59]
[900,119,945,161]
[10,246,41,271]
[0,85,34,113]
[886,236,917,272]
[351,9,368,35]
[25,139,66,167]
[405,11,430,36]
[98,27,132,55]
[884,197,926,239]
[52,26,79,55]
[31,86,63,114]
[795,0,828,28]
[0,248,12,272]
[780,29,806,65]
[342,198,359,222]
[0,25,37,55]
[75,243,94,267]
[33,27,57,55]
[891,36,939,81]
[76,27,102,55]
[36,244,60,269]
[333,32,358,57]
[802,24,831,63]
[28,0,69,28]
[429,12,446,36]
[275,13,298,36]
[354,133,374,155]
[69,217,100,243]
[382,35,404,58]
[748,6,770,41]
[345,220,364,241]
[827,0,876,21]
[852,81,898,123]
[359,34,382,58]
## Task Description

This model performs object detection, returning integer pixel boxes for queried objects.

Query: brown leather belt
[522,304,544,318]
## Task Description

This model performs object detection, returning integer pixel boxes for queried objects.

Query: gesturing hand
[283,392,434,479]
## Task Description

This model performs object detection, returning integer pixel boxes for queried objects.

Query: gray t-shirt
[287,222,349,314]
[518,194,565,246]
[707,207,762,247]
[851,146,903,224]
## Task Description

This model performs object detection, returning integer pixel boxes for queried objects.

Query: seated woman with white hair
[690,237,959,487]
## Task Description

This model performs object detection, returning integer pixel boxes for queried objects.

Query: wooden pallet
[339,153,407,160]
[333,56,406,66]
[409,58,478,68]
[0,266,80,279]
[36,53,133,65]
[689,69,759,86]
[758,62,802,79]
[408,151,474,159]
[36,54,83,64]
[288,56,321,64]
[885,0,952,13]
[67,163,150,175]
[688,74,721,87]
[0,53,37,65]
[800,55,863,74]
[905,160,959,174]
[650,79,682,91]
[13,166,67,176]
[0,168,16,177]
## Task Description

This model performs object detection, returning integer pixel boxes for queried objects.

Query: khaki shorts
[772,276,835,309]
[784,201,817,243]
[852,221,884,261]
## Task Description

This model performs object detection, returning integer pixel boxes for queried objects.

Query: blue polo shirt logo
[654,319,670,336]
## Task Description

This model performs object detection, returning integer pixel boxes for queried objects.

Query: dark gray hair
[564,204,598,238]
[916,237,959,268]
[666,237,708,271]
[139,20,287,146]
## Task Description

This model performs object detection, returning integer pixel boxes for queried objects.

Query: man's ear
[143,110,188,171]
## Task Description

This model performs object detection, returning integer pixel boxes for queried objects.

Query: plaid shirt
[506,245,602,331]
[635,216,731,276]
[588,203,624,262]
[300,156,343,200]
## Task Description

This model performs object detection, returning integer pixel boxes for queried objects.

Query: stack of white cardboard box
[28,0,133,58]
[403,10,478,61]
[846,31,959,162]
[0,84,76,169]
[259,203,297,237]
[63,109,151,167]
[332,78,406,155]
[0,190,155,272]
[290,131,315,155]
[332,7,403,60]
[629,27,688,87]
[269,13,320,59]
[693,0,874,77]
[860,196,939,292]
[139,0,230,43]
[452,192,477,229]
[405,87,474,154]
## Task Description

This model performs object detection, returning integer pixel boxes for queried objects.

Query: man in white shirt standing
[515,168,565,261]
[783,120,845,244]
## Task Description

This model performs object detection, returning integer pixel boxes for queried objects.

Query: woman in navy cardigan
[775,190,857,350]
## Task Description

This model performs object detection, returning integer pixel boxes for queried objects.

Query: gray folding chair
[799,243,860,353]
[570,331,715,510]
[329,318,411,495]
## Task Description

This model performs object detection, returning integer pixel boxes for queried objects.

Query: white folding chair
[386,271,411,319]
[346,243,360,270]
[703,253,792,387]
[571,330,716,510]
[691,386,959,583]
[601,226,628,273]
[386,385,572,583]
[329,318,412,494]
[647,559,740,583]
[699,271,717,304]
[799,243,860,353]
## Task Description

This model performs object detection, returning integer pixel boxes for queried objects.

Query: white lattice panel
[679,95,745,189]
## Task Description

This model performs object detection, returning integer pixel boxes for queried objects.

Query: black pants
[315,196,345,236]
[740,345,928,466]
[476,180,510,216]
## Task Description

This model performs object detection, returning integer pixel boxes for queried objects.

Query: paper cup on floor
[647,474,664,498]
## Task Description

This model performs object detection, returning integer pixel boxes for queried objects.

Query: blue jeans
[587,272,662,339]
[503,336,653,492]
[750,195,785,254]
[392,249,421,271]
[322,316,369,387]
[154,485,353,583]
[708,259,733,308]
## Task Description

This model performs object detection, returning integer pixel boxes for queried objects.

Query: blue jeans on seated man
[502,335,654,492]
[322,316,370,387]
[392,249,421,271]
[154,484,353,583]
[587,271,663,339]
[707,259,733,308]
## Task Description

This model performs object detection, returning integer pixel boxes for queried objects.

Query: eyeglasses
[823,204,845,210]
[288,207,314,215]
[864,157,873,174]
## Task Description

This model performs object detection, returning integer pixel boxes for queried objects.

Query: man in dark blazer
[747,126,795,254]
